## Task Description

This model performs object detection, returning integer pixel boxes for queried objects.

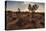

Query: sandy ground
[5,11,45,30]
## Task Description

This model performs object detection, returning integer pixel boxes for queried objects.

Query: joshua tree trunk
[32,10,35,18]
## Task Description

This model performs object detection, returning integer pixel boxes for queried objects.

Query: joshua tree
[28,4,39,13]
[18,8,20,12]
[28,4,39,28]
[28,4,32,11]
[32,4,39,13]
[28,4,39,17]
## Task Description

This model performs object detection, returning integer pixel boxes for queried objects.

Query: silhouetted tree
[28,4,32,11]
[28,4,39,28]
[28,4,39,13]
[32,4,39,18]
[32,4,39,13]
[18,8,20,12]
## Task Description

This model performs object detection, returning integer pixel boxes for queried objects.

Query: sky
[6,1,45,12]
